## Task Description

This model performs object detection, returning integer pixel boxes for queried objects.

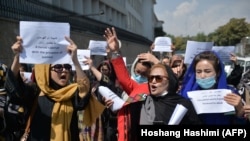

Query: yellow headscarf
[35,64,77,141]
[34,64,105,141]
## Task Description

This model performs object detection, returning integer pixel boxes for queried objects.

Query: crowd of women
[0,26,249,141]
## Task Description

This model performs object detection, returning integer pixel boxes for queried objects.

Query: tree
[162,18,250,52]
[174,36,187,51]
[193,32,208,42]
[208,18,250,46]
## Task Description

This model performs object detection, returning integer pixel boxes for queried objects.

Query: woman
[181,51,245,125]
[169,54,187,94]
[104,27,151,141]
[226,53,243,87]
[83,58,123,141]
[104,63,201,140]
[140,63,201,125]
[5,36,92,141]
[104,27,199,141]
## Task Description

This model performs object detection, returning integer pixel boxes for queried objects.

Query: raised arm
[137,52,160,65]
[103,27,138,94]
[83,56,102,81]
[103,27,120,53]
[66,36,90,98]
[11,36,23,78]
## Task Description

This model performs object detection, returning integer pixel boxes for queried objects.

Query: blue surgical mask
[196,76,216,89]
[132,73,147,83]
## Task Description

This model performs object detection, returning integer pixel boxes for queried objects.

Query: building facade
[40,0,157,41]
[0,0,163,66]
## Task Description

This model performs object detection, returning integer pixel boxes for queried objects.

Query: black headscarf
[146,64,179,95]
[140,64,179,125]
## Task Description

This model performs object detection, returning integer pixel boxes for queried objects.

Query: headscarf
[140,64,179,124]
[130,57,152,83]
[34,64,78,141]
[180,51,228,98]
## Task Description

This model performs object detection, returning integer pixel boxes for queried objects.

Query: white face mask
[196,75,216,89]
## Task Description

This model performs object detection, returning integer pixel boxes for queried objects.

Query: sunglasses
[51,64,72,73]
[148,75,168,83]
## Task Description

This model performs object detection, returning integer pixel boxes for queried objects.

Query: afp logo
[222,129,246,138]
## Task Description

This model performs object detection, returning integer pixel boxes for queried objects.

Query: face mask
[132,73,147,83]
[196,75,216,89]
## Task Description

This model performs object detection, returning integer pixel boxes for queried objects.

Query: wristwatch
[111,52,121,59]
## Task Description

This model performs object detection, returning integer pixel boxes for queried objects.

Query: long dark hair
[97,60,117,82]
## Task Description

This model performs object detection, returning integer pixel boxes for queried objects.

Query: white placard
[184,40,214,64]
[98,86,125,112]
[153,37,172,52]
[187,89,234,114]
[88,40,107,56]
[71,49,90,70]
[19,21,71,64]
[212,46,235,63]
[168,104,188,125]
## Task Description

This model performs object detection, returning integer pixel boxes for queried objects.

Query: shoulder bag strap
[20,94,39,141]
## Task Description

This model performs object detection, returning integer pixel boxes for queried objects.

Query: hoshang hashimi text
[141,128,220,138]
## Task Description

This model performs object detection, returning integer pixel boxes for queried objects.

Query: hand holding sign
[11,36,23,55]
[19,21,71,64]
[98,86,125,112]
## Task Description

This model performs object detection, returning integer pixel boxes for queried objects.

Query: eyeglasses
[148,75,168,83]
[51,64,72,73]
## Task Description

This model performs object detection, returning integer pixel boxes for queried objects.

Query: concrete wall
[0,19,150,68]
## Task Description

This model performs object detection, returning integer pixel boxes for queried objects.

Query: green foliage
[194,33,207,42]
[209,18,250,46]
[174,36,187,51]
[161,18,250,51]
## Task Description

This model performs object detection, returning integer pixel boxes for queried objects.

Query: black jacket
[4,69,90,141]
[227,64,243,87]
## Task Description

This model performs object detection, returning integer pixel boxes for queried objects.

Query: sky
[154,0,250,36]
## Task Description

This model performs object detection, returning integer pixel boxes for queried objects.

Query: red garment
[111,57,149,141]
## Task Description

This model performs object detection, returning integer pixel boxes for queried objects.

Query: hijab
[34,64,78,141]
[140,64,179,124]
[180,51,227,98]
